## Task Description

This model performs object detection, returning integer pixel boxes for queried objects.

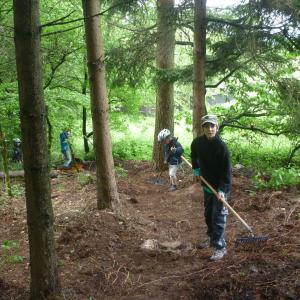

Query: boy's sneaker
[169,185,177,191]
[197,238,211,249]
[210,248,227,261]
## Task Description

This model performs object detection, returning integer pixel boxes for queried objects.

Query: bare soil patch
[0,161,299,299]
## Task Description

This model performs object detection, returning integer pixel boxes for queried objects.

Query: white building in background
[206,94,236,108]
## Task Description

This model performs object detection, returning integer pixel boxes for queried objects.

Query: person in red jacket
[191,115,231,261]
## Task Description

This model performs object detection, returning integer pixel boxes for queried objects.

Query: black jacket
[164,138,184,165]
[191,135,231,193]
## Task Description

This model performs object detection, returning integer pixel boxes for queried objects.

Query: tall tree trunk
[192,0,207,138]
[153,0,176,170]
[82,57,90,156]
[13,1,61,299]
[82,0,121,215]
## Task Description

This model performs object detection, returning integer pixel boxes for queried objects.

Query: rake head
[234,235,269,250]
[147,178,167,185]
[154,178,167,185]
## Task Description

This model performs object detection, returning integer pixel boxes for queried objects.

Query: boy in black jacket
[191,115,231,261]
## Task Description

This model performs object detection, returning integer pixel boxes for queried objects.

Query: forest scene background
[0,0,300,299]
[0,0,299,179]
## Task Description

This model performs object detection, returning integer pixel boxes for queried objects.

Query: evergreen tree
[82,0,122,215]
[13,0,61,298]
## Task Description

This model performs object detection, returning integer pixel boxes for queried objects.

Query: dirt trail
[0,161,299,299]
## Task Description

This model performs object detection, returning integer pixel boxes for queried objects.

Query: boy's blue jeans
[62,149,72,167]
[203,191,228,250]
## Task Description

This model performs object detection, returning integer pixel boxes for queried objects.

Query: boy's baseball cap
[201,115,218,126]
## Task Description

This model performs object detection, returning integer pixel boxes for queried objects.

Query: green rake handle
[181,156,254,236]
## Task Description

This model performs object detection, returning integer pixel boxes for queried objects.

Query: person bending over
[158,129,184,191]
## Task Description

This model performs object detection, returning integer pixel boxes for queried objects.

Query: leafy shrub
[225,133,294,171]
[253,166,300,190]
[113,139,152,161]
[11,184,25,197]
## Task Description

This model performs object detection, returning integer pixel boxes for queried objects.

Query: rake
[146,170,167,185]
[181,156,268,248]
[153,170,166,185]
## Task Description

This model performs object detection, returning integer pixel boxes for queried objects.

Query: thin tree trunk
[13,0,61,298]
[192,0,207,138]
[46,106,52,158]
[82,57,89,156]
[82,0,121,215]
[0,124,12,197]
[82,106,89,155]
[153,0,176,170]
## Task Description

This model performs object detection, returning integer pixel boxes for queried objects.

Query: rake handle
[181,156,253,235]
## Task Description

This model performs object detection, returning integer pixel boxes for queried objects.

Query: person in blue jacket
[60,130,72,168]
[158,129,184,191]
[191,115,232,261]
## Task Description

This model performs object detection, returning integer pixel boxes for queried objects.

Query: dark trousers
[204,191,228,250]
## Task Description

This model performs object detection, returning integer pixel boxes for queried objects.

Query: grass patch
[115,165,128,177]
[0,240,25,270]
[76,172,95,187]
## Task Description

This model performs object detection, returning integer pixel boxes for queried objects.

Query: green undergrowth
[76,173,95,187]
[0,181,25,202]
[0,240,25,271]
[252,166,300,190]
[114,165,128,177]
[1,118,299,191]
[225,134,300,190]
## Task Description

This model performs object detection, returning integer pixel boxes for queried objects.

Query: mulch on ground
[0,160,299,299]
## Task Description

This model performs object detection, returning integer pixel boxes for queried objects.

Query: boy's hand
[193,168,201,182]
[193,168,201,176]
[194,176,201,183]
[217,191,225,201]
